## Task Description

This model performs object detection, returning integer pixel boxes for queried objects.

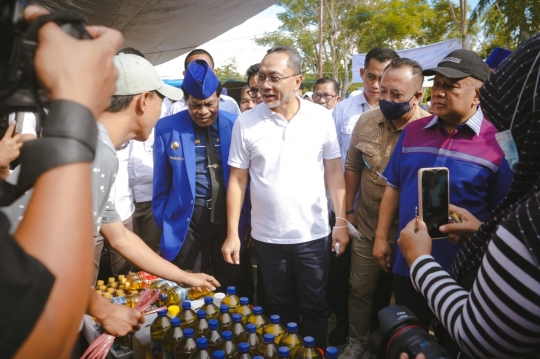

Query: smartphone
[418,167,449,239]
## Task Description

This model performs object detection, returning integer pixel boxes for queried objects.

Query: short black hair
[184,49,215,70]
[266,45,302,74]
[181,84,222,101]
[107,91,157,113]
[383,57,424,90]
[246,63,260,85]
[118,47,145,58]
[364,47,400,68]
[314,77,340,94]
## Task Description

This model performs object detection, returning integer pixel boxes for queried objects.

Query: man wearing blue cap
[153,59,248,290]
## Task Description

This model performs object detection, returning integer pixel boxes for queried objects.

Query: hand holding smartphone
[418,167,449,239]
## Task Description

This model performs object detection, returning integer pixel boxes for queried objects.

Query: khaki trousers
[348,232,393,344]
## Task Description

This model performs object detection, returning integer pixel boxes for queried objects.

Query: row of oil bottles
[94,272,214,308]
[148,302,337,359]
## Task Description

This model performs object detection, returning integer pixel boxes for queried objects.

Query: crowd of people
[1,4,540,359]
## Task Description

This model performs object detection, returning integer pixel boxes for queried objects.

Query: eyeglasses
[247,88,259,98]
[312,93,338,102]
[256,73,300,85]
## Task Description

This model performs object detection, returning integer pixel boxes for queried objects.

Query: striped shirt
[411,219,540,358]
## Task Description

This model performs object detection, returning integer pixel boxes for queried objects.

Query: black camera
[370,305,453,359]
[0,0,90,117]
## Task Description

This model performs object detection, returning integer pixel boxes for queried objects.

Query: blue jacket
[152,110,249,261]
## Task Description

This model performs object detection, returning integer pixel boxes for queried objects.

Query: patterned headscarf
[451,32,540,280]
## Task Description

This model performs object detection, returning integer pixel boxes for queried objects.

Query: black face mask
[378,94,415,121]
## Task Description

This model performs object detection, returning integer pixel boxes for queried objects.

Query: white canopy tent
[34,0,278,65]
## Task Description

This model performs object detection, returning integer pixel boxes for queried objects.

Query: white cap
[113,54,183,101]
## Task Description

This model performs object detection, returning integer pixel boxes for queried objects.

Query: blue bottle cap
[184,328,195,338]
[160,293,167,302]
[326,347,338,359]
[171,318,181,327]
[253,306,263,315]
[208,319,219,330]
[263,333,275,343]
[246,323,257,333]
[239,297,249,305]
[182,302,192,310]
[238,342,250,353]
[227,286,236,295]
[197,309,207,319]
[213,350,225,359]
[253,356,264,359]
[157,309,168,317]
[303,336,315,347]
[204,296,214,304]
[269,315,280,324]
[286,323,298,333]
[279,347,290,358]
[232,313,242,323]
[196,337,208,349]
[220,304,230,313]
[222,330,233,341]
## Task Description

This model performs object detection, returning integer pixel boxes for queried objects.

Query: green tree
[217,57,242,81]
[470,0,540,48]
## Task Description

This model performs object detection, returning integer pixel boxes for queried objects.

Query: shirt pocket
[341,122,356,135]
[356,140,383,182]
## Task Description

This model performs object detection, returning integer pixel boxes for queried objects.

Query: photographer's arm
[7,6,124,359]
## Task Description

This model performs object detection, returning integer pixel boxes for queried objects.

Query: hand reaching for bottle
[180,272,220,292]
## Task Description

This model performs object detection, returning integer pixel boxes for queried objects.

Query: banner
[352,37,468,83]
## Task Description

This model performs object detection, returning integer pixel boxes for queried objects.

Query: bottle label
[172,287,189,302]
[111,296,127,305]
[151,338,163,356]
[142,271,159,282]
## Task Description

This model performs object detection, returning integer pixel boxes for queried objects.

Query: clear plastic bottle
[278,323,302,358]
[221,286,240,313]
[278,347,290,359]
[95,279,105,290]
[193,309,210,339]
[206,319,223,351]
[218,304,233,332]
[166,285,190,306]
[325,347,338,359]
[294,337,322,359]
[231,314,246,344]
[263,315,285,344]
[218,330,239,359]
[240,323,263,356]
[188,287,215,300]
[234,297,253,324]
[188,337,212,359]
[163,318,184,359]
[202,297,220,320]
[178,301,197,328]
[238,342,252,359]
[175,328,197,359]
[126,271,159,291]
[259,334,278,359]
[151,309,172,359]
[247,307,268,335]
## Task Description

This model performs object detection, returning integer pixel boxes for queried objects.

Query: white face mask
[495,50,540,171]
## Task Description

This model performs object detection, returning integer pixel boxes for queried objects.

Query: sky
[156,0,481,81]
[155,5,283,80]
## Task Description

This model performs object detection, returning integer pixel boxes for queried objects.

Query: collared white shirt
[228,98,341,244]
[332,90,376,168]
[109,142,135,221]
[166,94,240,117]
[126,100,174,204]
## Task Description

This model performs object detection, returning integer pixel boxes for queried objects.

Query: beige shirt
[345,105,430,243]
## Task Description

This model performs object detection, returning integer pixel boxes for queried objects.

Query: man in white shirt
[332,48,399,167]
[222,45,348,349]
[166,49,240,116]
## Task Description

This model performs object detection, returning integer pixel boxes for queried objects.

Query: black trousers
[327,212,351,329]
[394,274,433,330]
[254,236,331,350]
[172,204,242,294]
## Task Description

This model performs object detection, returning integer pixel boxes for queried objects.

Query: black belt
[195,198,212,209]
